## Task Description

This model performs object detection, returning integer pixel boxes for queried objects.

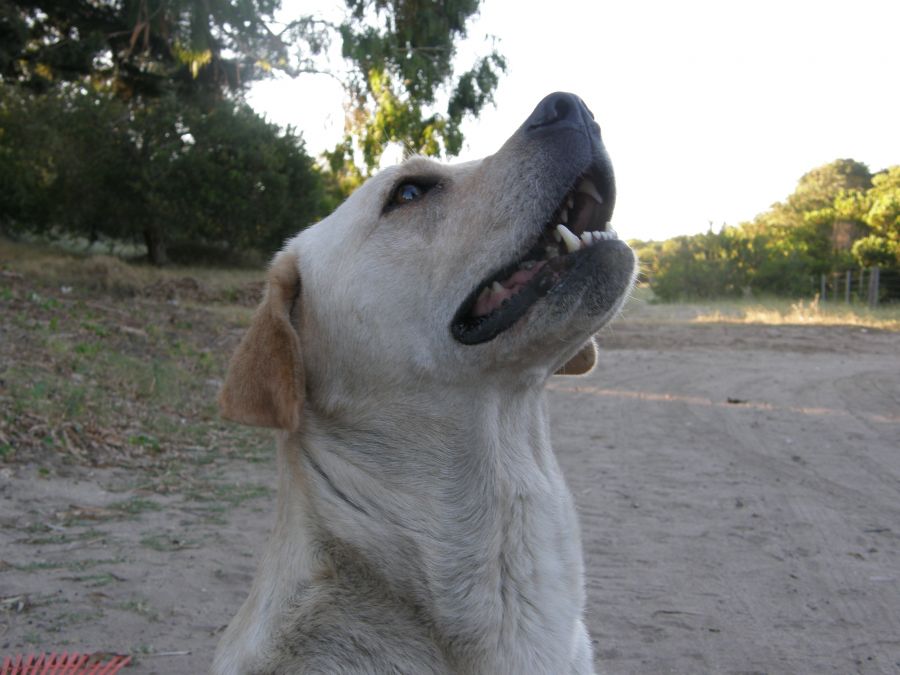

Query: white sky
[249,0,900,241]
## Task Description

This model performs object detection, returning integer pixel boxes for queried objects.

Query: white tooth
[560,208,568,224]
[546,245,559,259]
[578,178,604,204]
[477,286,491,302]
[580,232,593,246]
[567,195,575,209]
[553,229,562,242]
[491,281,504,294]
[556,224,582,253]
[606,227,618,239]
[593,231,608,242]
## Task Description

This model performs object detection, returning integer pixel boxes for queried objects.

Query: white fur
[212,120,636,674]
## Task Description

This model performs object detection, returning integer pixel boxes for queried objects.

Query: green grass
[14,557,125,573]
[139,533,198,551]
[116,597,160,622]
[110,498,163,516]
[69,572,122,588]
[185,482,272,507]
[21,528,106,546]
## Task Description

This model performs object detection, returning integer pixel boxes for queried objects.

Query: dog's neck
[225,382,586,672]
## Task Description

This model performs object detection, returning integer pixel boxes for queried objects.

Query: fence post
[867,266,880,308]
[845,270,851,304]
[820,273,826,302]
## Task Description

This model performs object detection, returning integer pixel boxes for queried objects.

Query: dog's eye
[393,182,425,206]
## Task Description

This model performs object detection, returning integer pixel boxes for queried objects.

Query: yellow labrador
[213,92,636,674]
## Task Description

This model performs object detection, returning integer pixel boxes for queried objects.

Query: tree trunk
[144,224,168,266]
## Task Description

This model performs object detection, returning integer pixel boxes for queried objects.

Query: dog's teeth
[580,232,593,246]
[591,229,618,242]
[545,245,559,259]
[577,178,604,204]
[606,227,618,239]
[560,208,568,224]
[556,224,581,253]
[478,286,491,301]
[567,194,575,210]
[552,229,562,242]
[491,281,504,294]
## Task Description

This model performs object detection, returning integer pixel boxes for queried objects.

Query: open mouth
[451,166,616,345]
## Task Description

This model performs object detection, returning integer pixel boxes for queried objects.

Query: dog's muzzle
[450,92,629,345]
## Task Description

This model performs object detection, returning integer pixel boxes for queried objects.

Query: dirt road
[2,305,899,674]
[561,314,900,674]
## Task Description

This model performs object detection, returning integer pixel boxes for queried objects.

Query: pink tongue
[472,260,547,317]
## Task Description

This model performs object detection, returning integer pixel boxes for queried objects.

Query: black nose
[524,92,595,134]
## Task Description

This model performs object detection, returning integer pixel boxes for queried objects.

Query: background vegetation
[0,0,504,264]
[632,160,900,302]
[1,1,897,302]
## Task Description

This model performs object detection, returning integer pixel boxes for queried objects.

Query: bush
[0,85,328,264]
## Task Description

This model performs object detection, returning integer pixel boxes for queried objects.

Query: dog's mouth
[450,166,616,345]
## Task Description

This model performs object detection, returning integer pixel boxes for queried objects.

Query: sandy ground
[2,305,899,674]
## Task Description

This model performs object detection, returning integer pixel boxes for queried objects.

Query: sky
[249,0,900,242]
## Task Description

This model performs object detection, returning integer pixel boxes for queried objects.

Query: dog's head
[220,92,637,430]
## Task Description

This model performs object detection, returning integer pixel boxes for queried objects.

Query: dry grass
[622,286,900,330]
[0,237,264,301]
[0,237,268,471]
[692,296,900,330]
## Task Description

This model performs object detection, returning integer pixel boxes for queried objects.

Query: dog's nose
[524,92,596,135]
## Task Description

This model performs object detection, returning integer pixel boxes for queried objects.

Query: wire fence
[817,267,900,306]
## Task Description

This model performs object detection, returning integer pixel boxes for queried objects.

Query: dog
[212,92,636,674]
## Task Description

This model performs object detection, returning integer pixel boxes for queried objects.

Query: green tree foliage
[860,167,900,251]
[786,159,872,215]
[0,0,505,262]
[642,159,900,300]
[2,0,503,170]
[0,86,325,262]
[334,0,506,172]
[1,0,283,99]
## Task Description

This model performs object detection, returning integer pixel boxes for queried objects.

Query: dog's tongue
[473,261,547,317]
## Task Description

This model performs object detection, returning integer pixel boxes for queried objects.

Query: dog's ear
[219,250,304,431]
[554,337,598,376]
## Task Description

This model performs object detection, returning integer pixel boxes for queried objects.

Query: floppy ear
[554,337,598,376]
[219,250,304,431]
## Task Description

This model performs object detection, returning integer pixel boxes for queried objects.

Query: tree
[0,85,326,262]
[748,159,873,276]
[1,0,505,262]
[1,0,284,99]
[334,0,505,171]
[642,159,897,301]
[786,159,872,214]
[2,0,503,168]
[851,166,900,269]
[865,167,900,241]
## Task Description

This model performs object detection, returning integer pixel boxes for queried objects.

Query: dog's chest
[428,477,585,671]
